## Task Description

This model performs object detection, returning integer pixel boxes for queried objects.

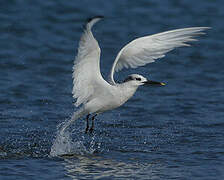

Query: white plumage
[109,27,208,84]
[62,16,209,133]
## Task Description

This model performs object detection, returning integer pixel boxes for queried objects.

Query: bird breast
[113,84,138,106]
[85,84,138,114]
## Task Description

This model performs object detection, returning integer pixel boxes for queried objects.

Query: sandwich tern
[61,16,209,133]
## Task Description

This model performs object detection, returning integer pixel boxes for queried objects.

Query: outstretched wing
[72,16,107,107]
[109,27,210,84]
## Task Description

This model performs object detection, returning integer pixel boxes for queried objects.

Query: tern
[61,16,209,133]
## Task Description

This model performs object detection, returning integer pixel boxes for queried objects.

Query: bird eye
[136,78,141,81]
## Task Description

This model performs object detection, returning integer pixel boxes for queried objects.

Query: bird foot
[84,128,94,134]
[85,129,88,134]
[85,126,89,134]
[89,127,94,134]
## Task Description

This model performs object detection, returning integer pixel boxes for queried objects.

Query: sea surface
[0,0,224,179]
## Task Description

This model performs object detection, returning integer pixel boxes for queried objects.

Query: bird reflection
[62,154,161,179]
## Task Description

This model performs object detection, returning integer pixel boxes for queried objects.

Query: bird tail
[60,107,87,134]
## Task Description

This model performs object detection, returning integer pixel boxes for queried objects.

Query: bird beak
[144,80,166,86]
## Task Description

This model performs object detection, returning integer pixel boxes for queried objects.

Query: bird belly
[84,95,124,114]
[97,99,122,113]
[84,85,136,114]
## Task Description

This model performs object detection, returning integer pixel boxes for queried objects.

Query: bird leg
[85,114,90,134]
[89,114,97,133]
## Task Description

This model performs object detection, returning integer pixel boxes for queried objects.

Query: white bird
[61,16,209,133]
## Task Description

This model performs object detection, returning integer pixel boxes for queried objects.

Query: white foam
[50,118,103,157]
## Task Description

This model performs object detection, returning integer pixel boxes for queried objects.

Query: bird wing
[72,16,109,107]
[109,27,210,84]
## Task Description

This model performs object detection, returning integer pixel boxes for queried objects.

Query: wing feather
[110,27,210,84]
[72,16,107,107]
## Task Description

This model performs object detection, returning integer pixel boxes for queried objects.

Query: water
[0,0,224,179]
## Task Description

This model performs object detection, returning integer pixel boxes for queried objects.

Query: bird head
[123,74,165,87]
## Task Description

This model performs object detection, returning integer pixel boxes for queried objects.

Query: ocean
[0,0,224,179]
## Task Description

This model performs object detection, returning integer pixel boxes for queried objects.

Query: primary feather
[72,16,108,107]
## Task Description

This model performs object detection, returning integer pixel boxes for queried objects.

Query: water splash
[50,116,103,157]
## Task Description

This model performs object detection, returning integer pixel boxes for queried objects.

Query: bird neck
[117,83,139,102]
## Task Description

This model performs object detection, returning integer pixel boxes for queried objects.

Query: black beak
[144,80,166,86]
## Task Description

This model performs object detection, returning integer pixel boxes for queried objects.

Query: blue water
[0,0,224,179]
